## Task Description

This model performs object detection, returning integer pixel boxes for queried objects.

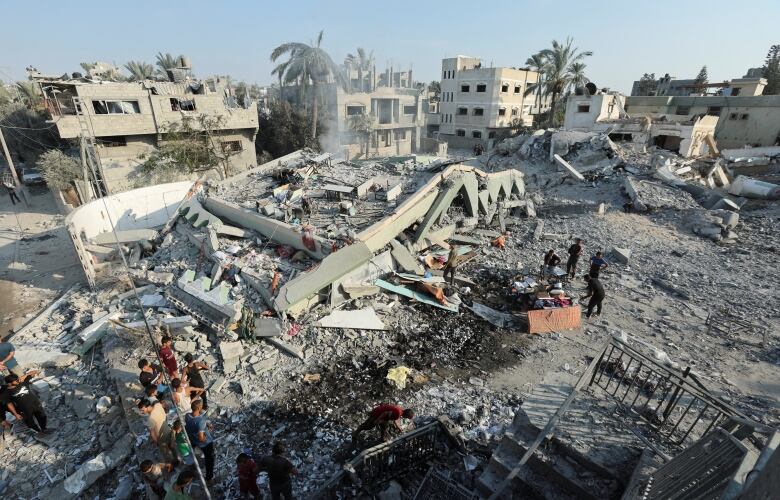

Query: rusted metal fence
[589,337,748,446]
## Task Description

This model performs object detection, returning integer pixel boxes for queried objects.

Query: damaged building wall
[65,181,193,286]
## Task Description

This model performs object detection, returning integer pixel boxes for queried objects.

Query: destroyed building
[31,70,259,196]
[436,56,547,149]
[631,71,768,97]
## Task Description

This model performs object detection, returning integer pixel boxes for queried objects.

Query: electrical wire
[97,192,213,499]
[0,122,57,131]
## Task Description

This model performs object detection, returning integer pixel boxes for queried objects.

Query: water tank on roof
[178,56,192,70]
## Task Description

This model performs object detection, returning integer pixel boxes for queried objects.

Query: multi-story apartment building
[33,72,258,194]
[283,67,427,159]
[437,56,541,148]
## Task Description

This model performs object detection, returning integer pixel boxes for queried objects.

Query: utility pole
[0,127,30,205]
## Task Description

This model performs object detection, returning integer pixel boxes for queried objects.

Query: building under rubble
[32,70,259,196]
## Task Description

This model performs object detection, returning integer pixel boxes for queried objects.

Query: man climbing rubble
[582,274,605,319]
[352,404,414,444]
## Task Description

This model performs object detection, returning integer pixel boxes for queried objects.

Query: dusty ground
[0,186,81,336]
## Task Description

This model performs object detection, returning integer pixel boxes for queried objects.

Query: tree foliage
[349,112,375,157]
[344,48,374,92]
[139,114,238,180]
[36,149,82,190]
[763,44,780,95]
[0,105,63,166]
[255,100,323,159]
[125,61,155,81]
[694,65,708,85]
[636,73,658,96]
[427,81,441,101]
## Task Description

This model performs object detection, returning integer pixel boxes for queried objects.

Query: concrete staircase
[476,383,624,500]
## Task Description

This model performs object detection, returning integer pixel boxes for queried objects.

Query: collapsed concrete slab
[166,270,242,331]
[317,308,387,330]
[57,434,133,499]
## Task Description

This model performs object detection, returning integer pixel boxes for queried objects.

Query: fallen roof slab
[317,308,388,330]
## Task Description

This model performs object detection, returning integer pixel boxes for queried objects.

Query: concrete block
[174,340,197,353]
[205,228,220,254]
[610,247,632,264]
[252,356,277,375]
[254,317,283,337]
[219,341,244,362]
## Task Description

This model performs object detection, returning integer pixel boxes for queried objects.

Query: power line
[0,122,57,131]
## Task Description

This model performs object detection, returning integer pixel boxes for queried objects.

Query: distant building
[436,56,543,149]
[282,66,428,159]
[631,73,767,97]
[33,71,258,195]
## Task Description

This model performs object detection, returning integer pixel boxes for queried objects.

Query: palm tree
[524,52,547,119]
[155,52,181,79]
[271,60,292,102]
[125,61,155,81]
[270,30,345,140]
[79,62,96,74]
[345,48,374,92]
[15,81,41,108]
[537,37,592,125]
[567,62,589,93]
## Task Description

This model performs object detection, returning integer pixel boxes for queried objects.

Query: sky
[1,0,778,94]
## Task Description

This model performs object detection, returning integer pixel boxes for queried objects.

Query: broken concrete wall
[65,181,194,288]
[203,197,330,259]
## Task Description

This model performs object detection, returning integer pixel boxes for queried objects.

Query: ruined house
[32,71,259,195]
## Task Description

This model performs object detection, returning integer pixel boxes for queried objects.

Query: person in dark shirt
[5,370,49,435]
[182,354,209,410]
[566,238,584,278]
[258,442,298,500]
[589,251,609,278]
[0,386,13,430]
[138,359,167,397]
[582,275,605,318]
[236,452,261,499]
[352,404,414,444]
[543,249,562,276]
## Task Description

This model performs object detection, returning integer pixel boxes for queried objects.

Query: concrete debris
[610,246,632,264]
[59,435,132,498]
[254,317,283,337]
[317,307,388,330]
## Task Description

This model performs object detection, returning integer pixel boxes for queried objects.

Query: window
[443,70,447,80]
[675,106,691,115]
[456,129,466,137]
[461,84,470,92]
[170,98,196,111]
[429,104,436,113]
[501,83,509,93]
[706,106,721,116]
[403,105,416,115]
[514,85,521,94]
[473,107,484,116]
[577,104,590,113]
[346,105,365,116]
[458,107,468,115]
[221,140,243,153]
[96,136,126,147]
[476,84,486,92]
[511,107,518,116]
[488,131,496,139]
[395,130,407,140]
[472,131,482,139]
[729,112,738,119]
[92,100,140,115]
[740,113,749,120]
[731,88,741,96]
[498,108,506,116]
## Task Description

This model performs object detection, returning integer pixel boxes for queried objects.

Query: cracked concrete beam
[360,190,438,252]
[274,241,374,315]
[179,197,223,228]
[478,190,491,214]
[390,239,423,274]
[204,197,328,259]
[462,171,479,217]
[414,176,465,242]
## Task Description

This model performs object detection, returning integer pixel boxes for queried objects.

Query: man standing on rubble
[185,399,215,485]
[139,359,168,397]
[582,275,605,318]
[589,251,609,278]
[159,336,178,379]
[443,245,461,285]
[138,399,177,465]
[352,404,414,444]
[566,239,584,278]
[182,354,209,411]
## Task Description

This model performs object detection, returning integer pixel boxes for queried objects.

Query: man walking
[3,180,20,206]
[5,370,49,436]
[566,238,584,279]
[258,442,298,500]
[582,274,605,318]
[352,403,414,444]
[185,399,215,484]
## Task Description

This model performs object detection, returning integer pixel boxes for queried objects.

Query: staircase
[476,383,624,499]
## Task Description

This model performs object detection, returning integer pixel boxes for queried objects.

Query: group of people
[138,336,298,499]
[0,341,51,437]
[542,239,609,319]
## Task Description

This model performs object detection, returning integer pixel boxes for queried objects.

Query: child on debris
[159,336,178,379]
[171,419,195,467]
[141,459,173,499]
[236,452,262,499]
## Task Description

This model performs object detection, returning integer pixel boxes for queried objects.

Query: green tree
[270,30,346,141]
[524,52,547,122]
[345,48,374,92]
[139,114,239,180]
[36,149,82,190]
[763,44,780,95]
[534,38,593,126]
[0,82,11,107]
[255,100,321,158]
[15,81,42,109]
[636,73,657,96]
[349,112,375,158]
[125,61,155,81]
[568,62,589,92]
[694,65,708,85]
[427,81,441,101]
[155,52,182,79]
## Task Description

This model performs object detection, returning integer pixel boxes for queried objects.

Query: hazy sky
[1,0,777,93]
